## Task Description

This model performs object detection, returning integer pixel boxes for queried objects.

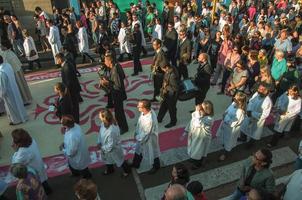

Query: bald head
[165,184,187,200]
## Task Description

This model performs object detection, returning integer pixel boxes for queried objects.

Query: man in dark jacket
[176,29,192,80]
[157,62,179,128]
[190,53,213,105]
[56,53,81,123]
[151,39,168,102]
[131,23,143,76]
[163,22,178,67]
[99,52,129,134]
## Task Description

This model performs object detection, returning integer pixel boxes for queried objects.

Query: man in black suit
[151,39,168,102]
[56,53,81,123]
[176,29,192,80]
[163,22,178,67]
[190,53,213,105]
[131,23,143,76]
[157,62,179,128]
[99,52,129,134]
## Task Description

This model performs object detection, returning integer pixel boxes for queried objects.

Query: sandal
[219,154,226,161]
[103,170,114,175]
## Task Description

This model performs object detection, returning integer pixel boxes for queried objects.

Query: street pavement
[0,53,301,200]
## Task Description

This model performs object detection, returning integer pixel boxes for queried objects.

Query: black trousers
[82,52,94,63]
[153,73,164,99]
[70,92,80,124]
[42,181,52,195]
[110,92,128,132]
[195,83,210,105]
[106,161,131,173]
[157,93,178,124]
[69,164,92,179]
[132,153,160,169]
[220,69,231,93]
[190,157,204,167]
[28,59,42,70]
[167,51,177,67]
[269,131,284,146]
[178,61,188,80]
[133,48,142,74]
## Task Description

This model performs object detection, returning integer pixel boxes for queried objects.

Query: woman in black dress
[53,82,74,121]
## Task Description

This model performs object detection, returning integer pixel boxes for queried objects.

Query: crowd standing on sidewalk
[0,0,302,199]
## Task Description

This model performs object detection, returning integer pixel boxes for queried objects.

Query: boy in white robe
[238,84,272,147]
[0,57,28,125]
[46,20,62,64]
[217,92,247,161]
[182,101,214,170]
[132,99,161,174]
[118,22,132,61]
[60,115,92,178]
[267,85,301,147]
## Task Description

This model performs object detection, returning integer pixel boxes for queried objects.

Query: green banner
[116,0,163,14]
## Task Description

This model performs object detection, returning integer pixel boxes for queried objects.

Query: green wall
[116,0,163,14]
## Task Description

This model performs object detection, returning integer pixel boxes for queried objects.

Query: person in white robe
[0,43,32,105]
[132,99,161,174]
[268,85,301,147]
[0,58,28,125]
[152,18,163,41]
[46,20,62,64]
[22,29,42,70]
[60,115,92,178]
[132,15,147,48]
[182,101,214,170]
[217,92,247,161]
[239,84,273,145]
[118,22,131,61]
[97,109,131,177]
[11,128,52,194]
[76,21,95,63]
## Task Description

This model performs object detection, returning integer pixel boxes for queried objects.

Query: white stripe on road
[144,147,297,200]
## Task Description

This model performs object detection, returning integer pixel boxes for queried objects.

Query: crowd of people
[1,0,302,199]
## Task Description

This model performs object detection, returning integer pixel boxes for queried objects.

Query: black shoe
[76,73,81,77]
[150,98,158,102]
[237,136,247,142]
[189,110,194,113]
[120,129,128,135]
[217,92,224,95]
[131,73,138,76]
[106,105,114,109]
[139,69,143,72]
[164,123,176,128]
[103,170,114,175]
[147,167,159,175]
[210,82,216,86]
[191,164,201,170]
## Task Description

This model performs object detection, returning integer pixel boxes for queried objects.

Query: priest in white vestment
[239,84,272,145]
[0,57,28,125]
[46,20,62,64]
[132,100,161,174]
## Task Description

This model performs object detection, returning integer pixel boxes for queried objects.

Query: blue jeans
[229,188,245,200]
[295,158,302,170]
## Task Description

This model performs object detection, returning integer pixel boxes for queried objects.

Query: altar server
[60,115,92,179]
[0,56,28,125]
[46,19,62,64]
[97,109,131,177]
[238,84,273,145]
[182,101,214,170]
[217,92,247,161]
[132,99,161,174]
[268,85,301,147]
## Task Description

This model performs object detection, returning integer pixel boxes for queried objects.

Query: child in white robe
[118,22,132,61]
[268,85,301,147]
[182,101,214,170]
[217,92,247,161]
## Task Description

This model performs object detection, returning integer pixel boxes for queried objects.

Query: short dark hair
[139,99,151,110]
[153,38,162,46]
[55,53,65,60]
[74,179,98,200]
[61,115,75,128]
[187,181,203,196]
[10,163,28,179]
[35,7,42,12]
[11,129,33,148]
[260,148,273,168]
[0,55,3,65]
[173,163,190,185]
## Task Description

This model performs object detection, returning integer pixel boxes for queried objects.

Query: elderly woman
[97,109,130,177]
[10,163,47,200]
[271,50,288,83]
[11,129,52,195]
[22,29,41,70]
